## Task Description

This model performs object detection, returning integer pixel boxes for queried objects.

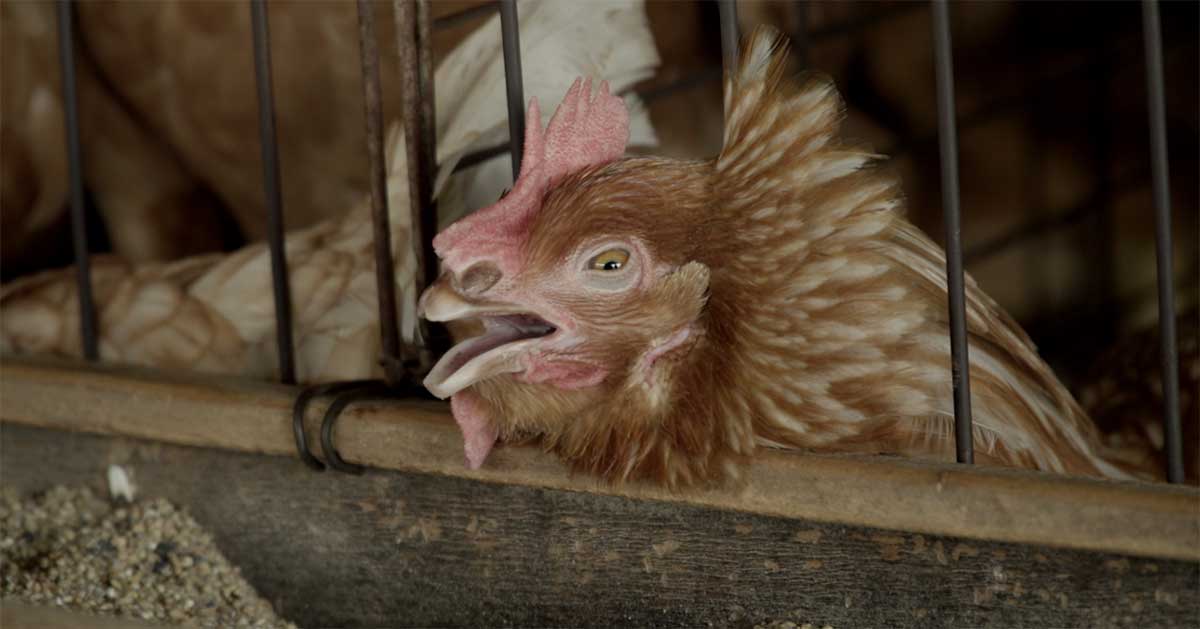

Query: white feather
[432,0,661,226]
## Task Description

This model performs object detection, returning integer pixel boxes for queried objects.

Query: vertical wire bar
[250,0,297,385]
[416,0,438,293]
[499,0,525,179]
[415,0,443,360]
[395,0,439,367]
[55,0,98,362]
[1140,0,1183,483]
[357,0,405,386]
[718,0,740,72]
[930,0,974,464]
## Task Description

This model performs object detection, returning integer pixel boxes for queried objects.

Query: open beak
[418,275,557,399]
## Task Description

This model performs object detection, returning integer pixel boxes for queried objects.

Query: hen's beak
[418,275,557,399]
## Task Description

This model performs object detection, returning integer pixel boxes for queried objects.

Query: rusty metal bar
[396,0,423,262]
[455,142,514,173]
[55,0,98,362]
[1140,0,1183,484]
[416,0,442,359]
[931,0,974,465]
[249,0,297,385]
[395,0,440,366]
[499,0,525,179]
[356,0,404,386]
[416,1,438,215]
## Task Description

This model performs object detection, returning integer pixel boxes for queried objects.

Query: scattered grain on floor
[0,485,298,628]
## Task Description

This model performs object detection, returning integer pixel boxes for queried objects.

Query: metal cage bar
[415,0,438,295]
[395,0,440,367]
[457,3,924,174]
[249,0,297,385]
[1140,0,1183,484]
[930,0,975,464]
[355,0,405,386]
[40,0,1188,486]
[55,0,99,362]
[499,0,525,179]
[718,0,740,73]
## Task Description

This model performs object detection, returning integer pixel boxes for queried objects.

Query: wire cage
[1,2,1196,626]
[47,0,1188,482]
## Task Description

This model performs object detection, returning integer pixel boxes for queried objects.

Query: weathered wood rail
[1,356,1197,627]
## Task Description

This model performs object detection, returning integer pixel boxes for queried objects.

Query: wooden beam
[1,355,1197,561]
[3,423,1197,629]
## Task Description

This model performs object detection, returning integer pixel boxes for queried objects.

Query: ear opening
[633,261,711,333]
[659,262,711,314]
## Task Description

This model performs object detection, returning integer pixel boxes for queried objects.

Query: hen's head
[419,79,715,472]
[420,28,1155,487]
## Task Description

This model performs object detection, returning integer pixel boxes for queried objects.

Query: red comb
[432,78,630,276]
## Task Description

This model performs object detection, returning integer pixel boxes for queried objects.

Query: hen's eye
[588,248,630,272]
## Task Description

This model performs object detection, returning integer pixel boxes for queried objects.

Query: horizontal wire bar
[432,1,498,31]
[645,3,923,106]
[962,168,1149,265]
[807,2,922,42]
[454,142,512,172]
[888,30,1189,160]
[637,67,724,105]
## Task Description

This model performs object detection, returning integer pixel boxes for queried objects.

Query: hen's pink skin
[423,78,636,464]
[432,79,630,279]
[452,392,500,471]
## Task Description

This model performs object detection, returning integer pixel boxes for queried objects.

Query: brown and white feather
[466,29,1157,487]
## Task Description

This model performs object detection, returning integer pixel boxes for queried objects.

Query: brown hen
[419,28,1158,488]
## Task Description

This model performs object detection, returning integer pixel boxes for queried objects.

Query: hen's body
[0,1,661,385]
[426,30,1157,487]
